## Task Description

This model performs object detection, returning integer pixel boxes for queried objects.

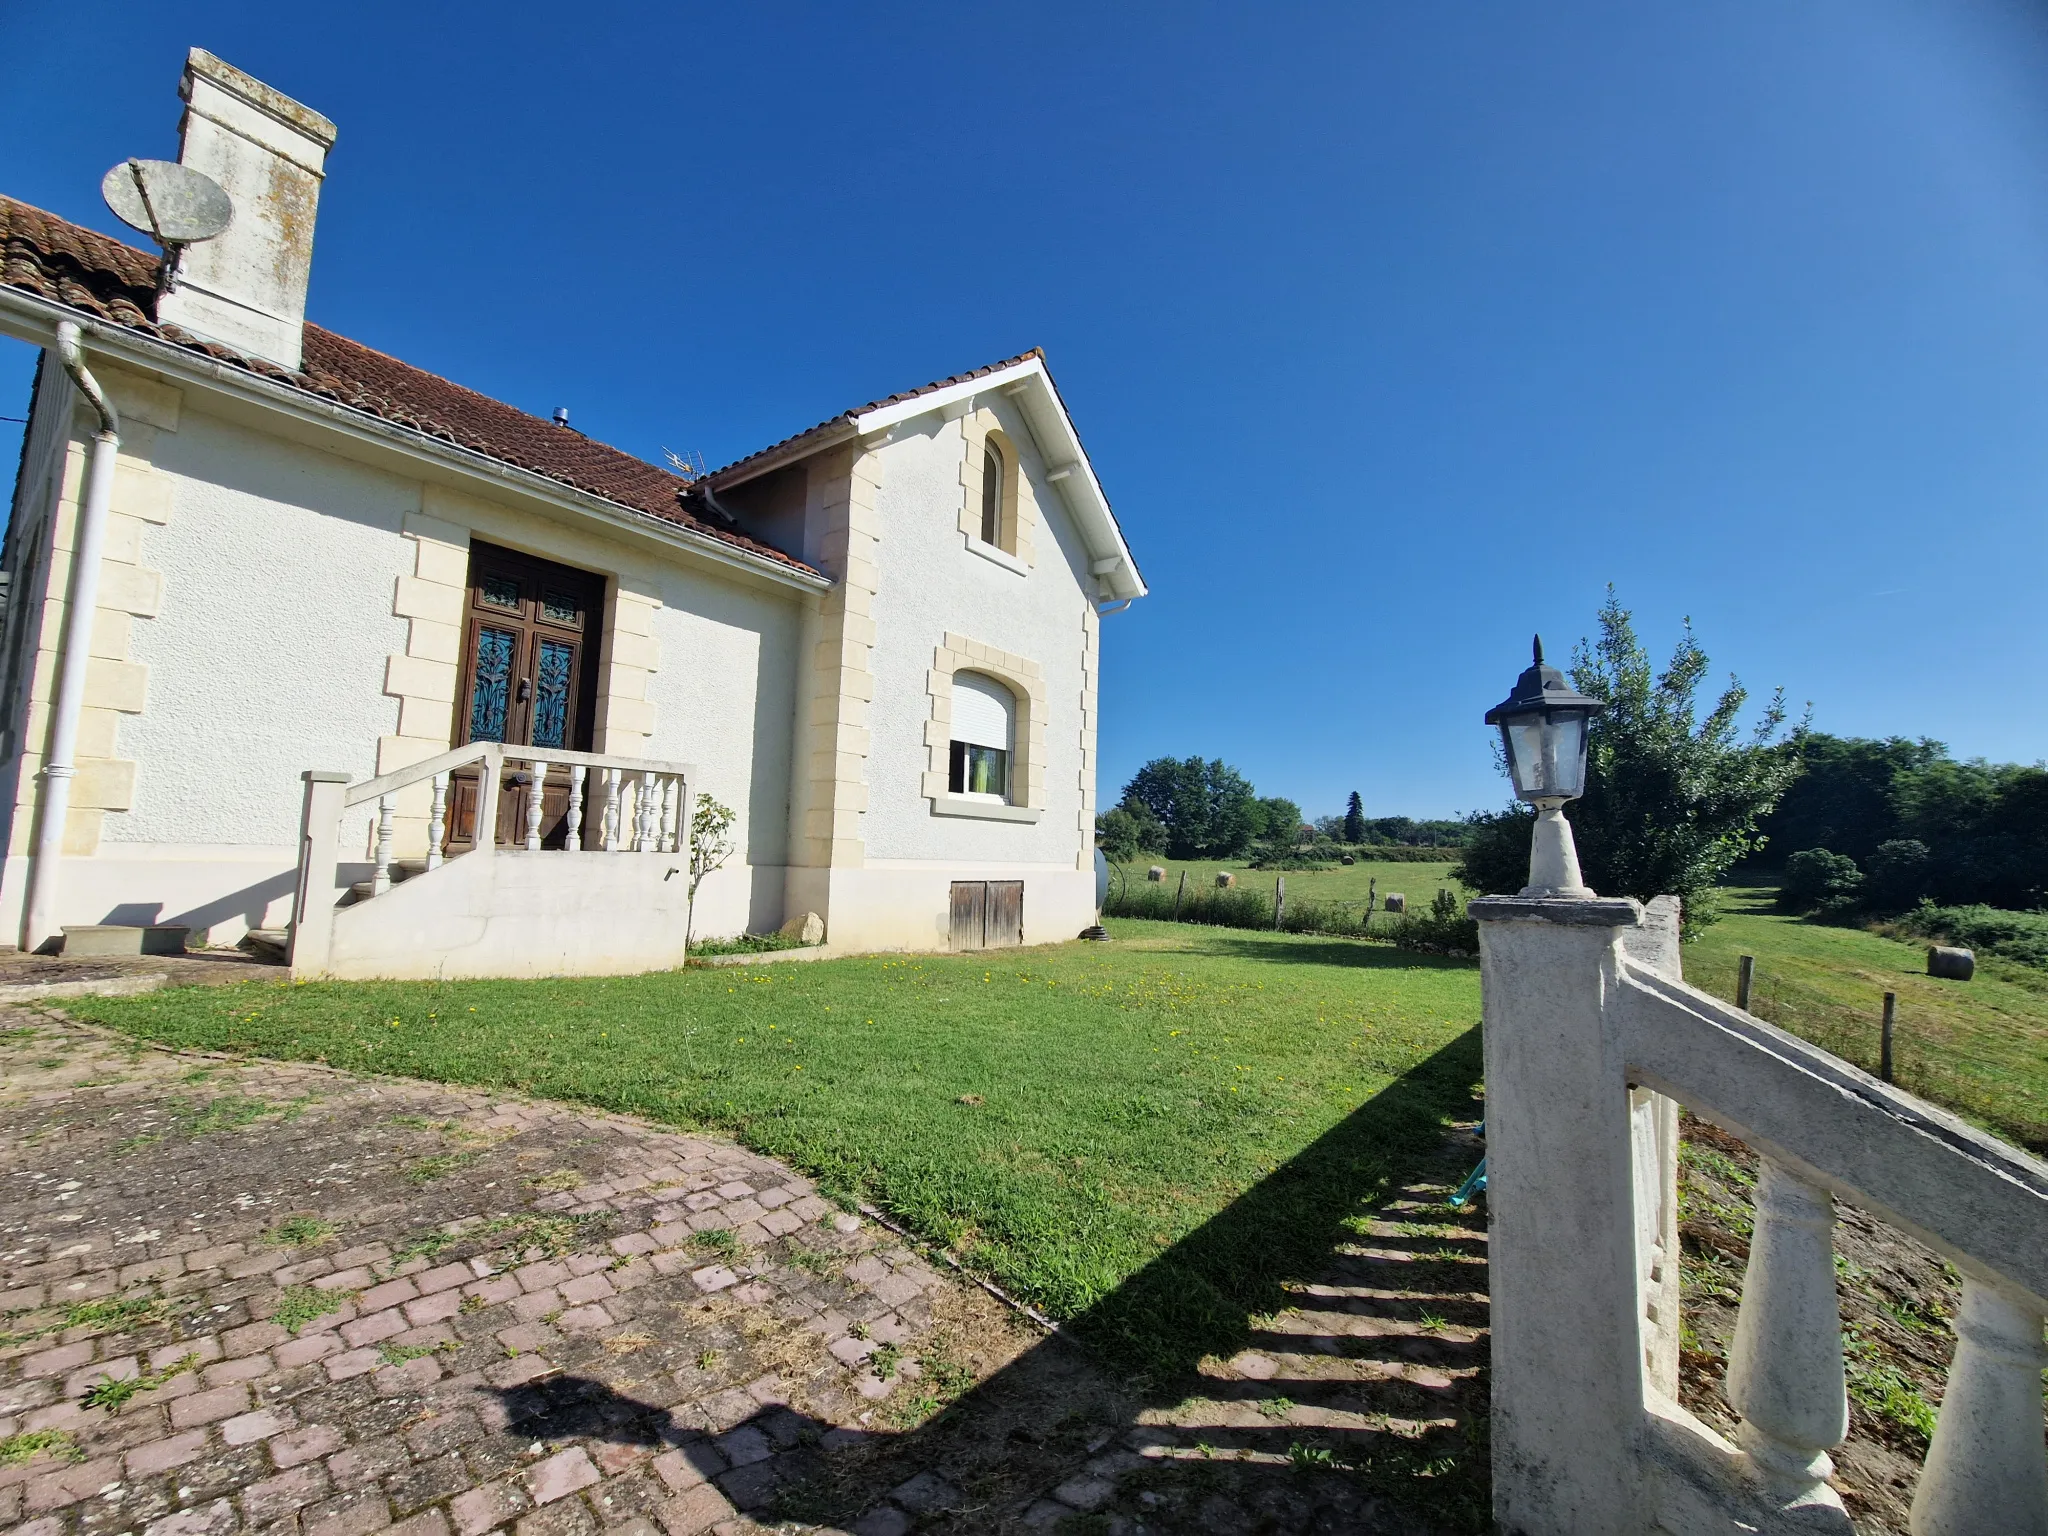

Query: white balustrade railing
[1473,892,2048,1536]
[287,743,693,974]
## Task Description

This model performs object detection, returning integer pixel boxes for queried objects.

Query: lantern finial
[1532,634,1544,666]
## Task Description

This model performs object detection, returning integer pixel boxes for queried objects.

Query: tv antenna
[663,447,706,483]
[100,159,233,297]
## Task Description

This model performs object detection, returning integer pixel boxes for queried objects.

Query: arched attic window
[980,442,1003,546]
[949,672,1014,801]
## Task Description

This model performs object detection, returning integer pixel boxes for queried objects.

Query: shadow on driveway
[752,1028,1491,1534]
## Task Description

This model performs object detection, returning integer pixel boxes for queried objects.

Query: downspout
[22,322,120,952]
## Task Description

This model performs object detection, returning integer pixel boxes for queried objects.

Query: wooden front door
[948,880,1024,950]
[446,542,605,850]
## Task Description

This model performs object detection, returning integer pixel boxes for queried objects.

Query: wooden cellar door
[948,880,1024,950]
[445,542,606,851]
[949,881,987,951]
[986,880,1024,948]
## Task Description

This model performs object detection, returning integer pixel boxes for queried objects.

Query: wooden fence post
[1737,955,1755,1012]
[1274,876,1285,930]
[1881,992,1896,1084]
[1172,870,1186,921]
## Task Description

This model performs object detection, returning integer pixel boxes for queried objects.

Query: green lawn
[1114,857,1464,915]
[62,920,1483,1374]
[1685,888,2048,1154]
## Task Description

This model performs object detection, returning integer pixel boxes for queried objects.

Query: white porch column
[1471,893,1651,1536]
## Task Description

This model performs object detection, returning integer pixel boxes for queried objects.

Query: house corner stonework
[800,446,880,870]
[9,367,178,861]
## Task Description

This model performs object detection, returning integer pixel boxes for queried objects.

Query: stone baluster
[1724,1160,1850,1524]
[661,776,680,853]
[636,769,658,851]
[603,768,623,852]
[523,759,546,852]
[1910,1269,2048,1536]
[372,793,396,896]
[426,772,447,871]
[565,766,585,851]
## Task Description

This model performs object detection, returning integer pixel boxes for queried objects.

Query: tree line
[1767,736,2048,916]
[1097,764,1468,866]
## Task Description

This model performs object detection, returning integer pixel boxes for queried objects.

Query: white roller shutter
[952,673,1014,751]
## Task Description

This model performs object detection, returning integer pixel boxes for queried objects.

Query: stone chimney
[156,49,337,373]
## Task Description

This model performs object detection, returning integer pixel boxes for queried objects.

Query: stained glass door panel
[447,544,604,851]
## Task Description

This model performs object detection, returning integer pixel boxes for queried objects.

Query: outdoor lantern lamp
[1485,636,1605,898]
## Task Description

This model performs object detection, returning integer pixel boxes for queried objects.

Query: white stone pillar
[1472,893,1651,1536]
[287,770,348,976]
[1911,1269,2048,1536]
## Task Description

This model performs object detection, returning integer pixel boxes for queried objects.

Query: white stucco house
[0,49,1144,977]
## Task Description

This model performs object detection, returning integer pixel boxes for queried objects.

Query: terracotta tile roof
[0,195,819,578]
[705,349,1046,485]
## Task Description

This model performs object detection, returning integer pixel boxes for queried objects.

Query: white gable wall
[820,399,1097,950]
[864,404,1091,867]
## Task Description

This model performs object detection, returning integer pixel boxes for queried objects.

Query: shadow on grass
[1181,932,1479,973]
[748,1028,1492,1534]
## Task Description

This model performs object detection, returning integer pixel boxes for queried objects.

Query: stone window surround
[956,408,1036,569]
[923,633,1045,824]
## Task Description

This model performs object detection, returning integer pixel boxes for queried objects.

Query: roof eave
[0,287,832,595]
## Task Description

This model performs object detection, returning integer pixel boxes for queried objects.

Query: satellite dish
[101,159,233,246]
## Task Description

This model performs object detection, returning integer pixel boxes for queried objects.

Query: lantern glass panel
[1501,708,1590,800]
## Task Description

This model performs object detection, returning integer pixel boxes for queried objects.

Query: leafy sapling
[685,794,737,951]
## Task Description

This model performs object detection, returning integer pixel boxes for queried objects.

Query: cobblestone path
[0,1013,1490,1535]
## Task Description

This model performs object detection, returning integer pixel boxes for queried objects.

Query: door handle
[517,677,532,703]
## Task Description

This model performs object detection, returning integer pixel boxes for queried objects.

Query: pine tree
[1343,791,1366,844]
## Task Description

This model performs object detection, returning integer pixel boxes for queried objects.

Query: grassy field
[1685,887,2048,1153]
[1113,857,1464,916]
[61,920,1484,1374]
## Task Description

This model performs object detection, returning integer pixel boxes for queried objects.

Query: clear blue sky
[6,2,2047,821]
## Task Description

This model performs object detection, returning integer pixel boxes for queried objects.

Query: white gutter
[0,289,832,597]
[23,322,119,952]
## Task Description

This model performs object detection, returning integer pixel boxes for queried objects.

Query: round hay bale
[1146,865,1166,882]
[1216,872,1235,888]
[1384,892,1406,914]
[1927,945,1975,981]
[1340,855,1355,866]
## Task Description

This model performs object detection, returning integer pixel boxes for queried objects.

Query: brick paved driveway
[0,1014,1080,1536]
[1,1012,1489,1536]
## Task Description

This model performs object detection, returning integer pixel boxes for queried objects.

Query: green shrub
[689,931,809,958]
[1778,849,1863,914]
[1394,889,1479,955]
[1889,903,2048,970]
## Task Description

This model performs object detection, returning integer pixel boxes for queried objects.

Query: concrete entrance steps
[343,856,429,905]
